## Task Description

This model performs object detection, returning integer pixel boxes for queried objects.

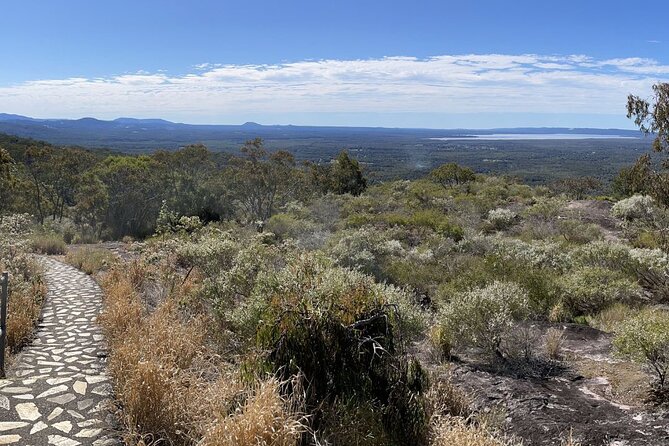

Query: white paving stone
[14,402,40,421]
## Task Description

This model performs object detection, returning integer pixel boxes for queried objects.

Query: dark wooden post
[0,272,8,378]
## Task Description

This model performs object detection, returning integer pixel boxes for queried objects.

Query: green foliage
[485,208,518,231]
[614,308,669,388]
[556,219,602,244]
[559,266,642,317]
[266,213,314,241]
[611,194,656,221]
[155,201,203,236]
[435,281,530,358]
[332,150,368,195]
[236,253,428,444]
[430,163,475,189]
[627,83,669,153]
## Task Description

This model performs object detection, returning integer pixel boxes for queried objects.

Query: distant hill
[0,114,642,153]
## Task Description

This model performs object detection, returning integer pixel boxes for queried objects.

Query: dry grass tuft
[99,263,300,445]
[199,378,306,446]
[430,417,521,446]
[560,429,581,446]
[544,327,565,360]
[589,303,634,333]
[6,276,46,353]
[428,375,472,418]
[65,247,117,275]
[29,232,67,255]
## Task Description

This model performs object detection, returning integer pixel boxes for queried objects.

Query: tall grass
[65,247,117,274]
[6,275,46,353]
[29,232,67,255]
[99,264,306,445]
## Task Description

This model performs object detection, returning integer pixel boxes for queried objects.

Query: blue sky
[1,0,668,128]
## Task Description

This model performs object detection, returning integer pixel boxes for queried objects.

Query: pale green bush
[629,248,669,274]
[614,309,669,388]
[559,266,642,316]
[570,241,635,272]
[490,237,569,271]
[556,219,603,244]
[327,227,391,276]
[435,281,530,357]
[611,195,656,221]
[486,208,518,231]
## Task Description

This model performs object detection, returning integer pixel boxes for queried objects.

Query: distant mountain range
[0,113,644,153]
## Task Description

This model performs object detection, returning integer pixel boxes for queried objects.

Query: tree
[95,155,163,238]
[226,139,301,222]
[331,151,367,195]
[73,172,109,239]
[628,83,669,154]
[625,83,669,207]
[153,144,218,219]
[429,163,475,189]
[0,147,15,214]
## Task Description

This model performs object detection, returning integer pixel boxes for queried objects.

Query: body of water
[429,133,638,141]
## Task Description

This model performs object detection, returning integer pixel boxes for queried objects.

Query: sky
[1,0,668,128]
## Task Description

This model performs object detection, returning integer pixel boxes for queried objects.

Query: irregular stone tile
[30,421,48,434]
[36,384,69,399]
[0,387,31,394]
[77,419,101,427]
[0,435,20,445]
[15,402,41,421]
[75,428,103,438]
[48,435,81,446]
[52,420,73,433]
[47,393,76,405]
[0,423,28,432]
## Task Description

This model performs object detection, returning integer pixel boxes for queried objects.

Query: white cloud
[0,54,667,124]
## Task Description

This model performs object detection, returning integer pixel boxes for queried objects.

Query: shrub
[486,208,518,231]
[588,303,635,332]
[559,266,642,317]
[266,213,315,241]
[611,194,656,221]
[557,219,602,244]
[614,309,669,389]
[327,226,389,277]
[235,253,428,444]
[569,241,635,273]
[435,281,530,358]
[0,214,46,355]
[29,232,67,255]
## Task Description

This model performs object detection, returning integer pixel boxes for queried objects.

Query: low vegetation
[2,84,669,444]
[0,214,46,355]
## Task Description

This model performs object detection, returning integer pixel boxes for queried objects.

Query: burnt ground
[422,322,669,446]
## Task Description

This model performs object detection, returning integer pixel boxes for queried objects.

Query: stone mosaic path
[0,258,118,445]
